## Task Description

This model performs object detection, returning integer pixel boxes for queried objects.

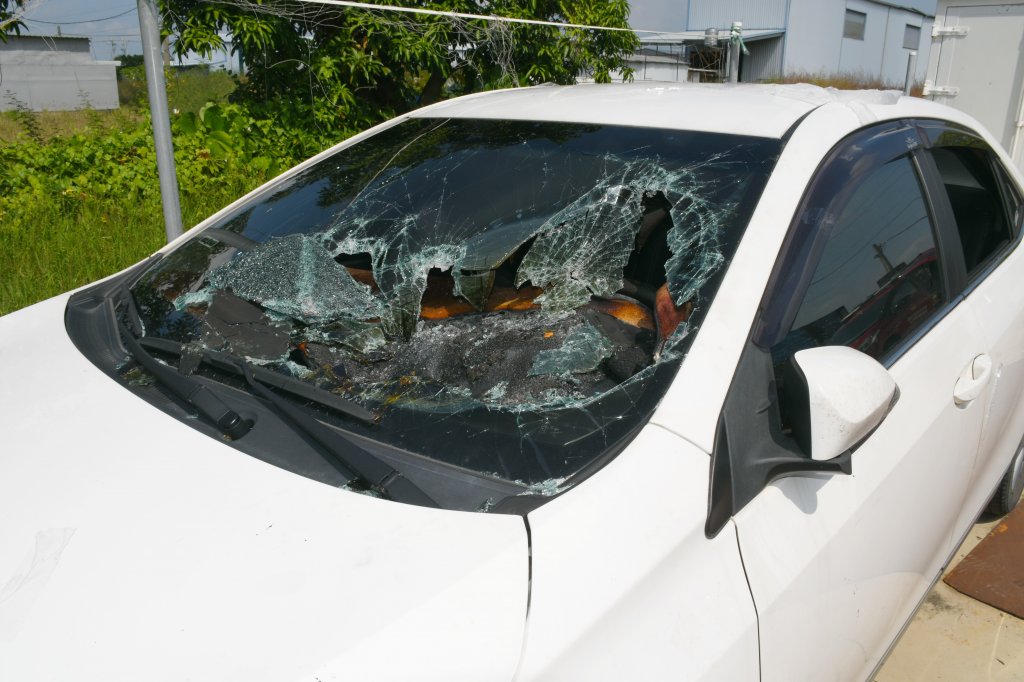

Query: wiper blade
[117,320,252,439]
[134,336,436,507]
[137,336,375,425]
[232,358,439,508]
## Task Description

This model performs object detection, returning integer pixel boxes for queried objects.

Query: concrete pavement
[876,517,1024,681]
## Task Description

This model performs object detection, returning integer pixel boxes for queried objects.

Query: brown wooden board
[944,501,1024,619]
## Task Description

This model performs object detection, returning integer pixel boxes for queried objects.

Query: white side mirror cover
[792,346,898,461]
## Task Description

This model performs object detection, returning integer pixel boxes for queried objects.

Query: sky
[18,0,941,62]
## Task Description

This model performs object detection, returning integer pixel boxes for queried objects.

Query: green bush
[0,100,359,315]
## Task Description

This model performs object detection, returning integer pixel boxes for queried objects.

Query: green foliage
[0,98,360,314]
[161,0,638,128]
[165,67,237,115]
[2,91,42,142]
[0,0,26,40]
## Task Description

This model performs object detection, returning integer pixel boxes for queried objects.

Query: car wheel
[987,437,1024,516]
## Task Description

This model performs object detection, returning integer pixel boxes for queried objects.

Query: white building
[627,0,935,85]
[925,0,1024,168]
[0,35,120,112]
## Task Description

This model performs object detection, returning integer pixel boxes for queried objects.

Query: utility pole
[137,0,183,242]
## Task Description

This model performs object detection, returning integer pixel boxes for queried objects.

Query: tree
[161,0,638,132]
[0,0,27,41]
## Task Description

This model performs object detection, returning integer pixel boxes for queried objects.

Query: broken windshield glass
[128,118,781,495]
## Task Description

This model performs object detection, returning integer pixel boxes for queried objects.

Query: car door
[720,122,990,682]
[916,122,1024,523]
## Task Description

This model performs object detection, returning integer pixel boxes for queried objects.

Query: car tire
[987,437,1024,516]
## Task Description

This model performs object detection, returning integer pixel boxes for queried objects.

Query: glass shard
[207,234,382,324]
[529,322,615,377]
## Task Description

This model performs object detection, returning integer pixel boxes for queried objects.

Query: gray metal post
[728,21,742,83]
[903,50,918,96]
[138,0,183,242]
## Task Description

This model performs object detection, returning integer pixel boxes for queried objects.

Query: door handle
[953,354,993,407]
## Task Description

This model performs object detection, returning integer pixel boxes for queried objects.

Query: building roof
[861,0,935,19]
[637,29,786,44]
[412,82,912,139]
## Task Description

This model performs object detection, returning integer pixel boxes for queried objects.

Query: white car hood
[0,295,529,682]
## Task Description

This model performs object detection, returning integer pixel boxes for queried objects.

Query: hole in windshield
[129,118,781,490]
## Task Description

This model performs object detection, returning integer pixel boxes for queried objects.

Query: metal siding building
[628,0,935,85]
[0,35,119,112]
[686,0,788,33]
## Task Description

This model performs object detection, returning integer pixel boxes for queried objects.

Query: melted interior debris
[129,118,781,489]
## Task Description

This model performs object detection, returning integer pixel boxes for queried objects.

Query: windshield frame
[67,117,784,512]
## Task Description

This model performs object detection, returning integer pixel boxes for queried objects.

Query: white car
[2,83,1023,682]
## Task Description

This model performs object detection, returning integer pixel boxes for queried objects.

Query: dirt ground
[875,517,1024,681]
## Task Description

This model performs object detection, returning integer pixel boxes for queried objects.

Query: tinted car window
[775,155,943,364]
[931,146,1013,276]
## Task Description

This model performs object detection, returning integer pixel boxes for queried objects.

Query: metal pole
[137,0,183,242]
[903,50,918,96]
[728,21,741,83]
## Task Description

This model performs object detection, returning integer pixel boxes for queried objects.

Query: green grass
[0,188,242,316]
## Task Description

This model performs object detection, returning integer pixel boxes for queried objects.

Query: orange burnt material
[486,285,544,312]
[589,298,655,330]
[346,267,380,292]
[655,283,693,341]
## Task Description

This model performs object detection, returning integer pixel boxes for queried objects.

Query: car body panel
[413,82,828,138]
[960,235,1024,523]
[516,426,758,682]
[734,297,989,682]
[0,297,529,682]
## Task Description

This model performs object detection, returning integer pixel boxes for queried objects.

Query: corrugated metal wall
[687,0,788,30]
[742,37,785,82]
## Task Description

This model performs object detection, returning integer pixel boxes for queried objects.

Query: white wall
[629,0,688,32]
[783,0,844,75]
[0,37,120,111]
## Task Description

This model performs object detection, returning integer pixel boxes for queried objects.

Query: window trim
[752,120,953,364]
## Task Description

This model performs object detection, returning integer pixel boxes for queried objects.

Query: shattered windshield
[129,118,780,495]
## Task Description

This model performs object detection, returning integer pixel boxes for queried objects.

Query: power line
[292,0,696,36]
[26,6,137,25]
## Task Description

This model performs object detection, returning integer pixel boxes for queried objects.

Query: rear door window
[930,145,1013,277]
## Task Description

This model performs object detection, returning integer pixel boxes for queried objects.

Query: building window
[844,9,867,40]
[903,24,921,49]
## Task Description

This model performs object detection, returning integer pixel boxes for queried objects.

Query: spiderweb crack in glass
[126,118,782,489]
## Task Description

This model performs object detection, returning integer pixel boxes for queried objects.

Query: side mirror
[787,346,898,461]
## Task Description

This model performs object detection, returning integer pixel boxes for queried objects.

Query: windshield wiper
[230,358,438,507]
[137,336,375,425]
[117,318,253,439]
[134,335,435,505]
[117,290,436,506]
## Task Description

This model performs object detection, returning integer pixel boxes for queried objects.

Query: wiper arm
[134,336,436,506]
[136,336,375,425]
[117,319,252,439]
[231,358,439,508]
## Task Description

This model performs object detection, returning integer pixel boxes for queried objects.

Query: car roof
[411,82,926,139]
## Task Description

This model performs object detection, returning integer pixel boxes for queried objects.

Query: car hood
[0,295,529,682]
